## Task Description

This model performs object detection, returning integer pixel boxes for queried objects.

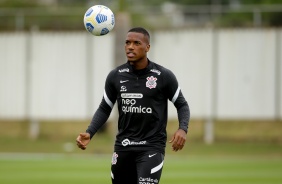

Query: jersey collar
[126,59,154,74]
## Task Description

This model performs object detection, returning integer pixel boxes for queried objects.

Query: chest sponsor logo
[121,93,143,98]
[146,76,157,89]
[120,93,152,114]
[122,138,147,146]
[121,98,152,114]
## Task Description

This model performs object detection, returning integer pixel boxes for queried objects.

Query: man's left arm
[169,91,190,151]
[164,69,190,152]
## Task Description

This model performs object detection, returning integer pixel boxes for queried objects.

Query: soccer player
[76,27,190,184]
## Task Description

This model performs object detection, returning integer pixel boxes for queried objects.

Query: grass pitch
[0,153,281,184]
[0,119,281,184]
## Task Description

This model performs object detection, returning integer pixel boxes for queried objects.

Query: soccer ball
[83,5,115,36]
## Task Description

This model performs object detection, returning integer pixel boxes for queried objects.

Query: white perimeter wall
[0,29,281,120]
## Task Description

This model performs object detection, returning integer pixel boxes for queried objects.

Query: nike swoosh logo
[149,153,157,158]
[120,80,129,83]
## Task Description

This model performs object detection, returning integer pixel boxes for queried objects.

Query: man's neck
[129,58,148,70]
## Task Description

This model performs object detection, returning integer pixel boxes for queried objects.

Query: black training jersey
[87,60,190,154]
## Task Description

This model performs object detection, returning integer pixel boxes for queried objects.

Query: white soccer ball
[83,5,115,36]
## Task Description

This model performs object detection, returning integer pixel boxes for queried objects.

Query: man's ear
[146,44,150,52]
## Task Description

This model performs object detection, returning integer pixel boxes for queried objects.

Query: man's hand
[76,133,91,150]
[169,129,187,152]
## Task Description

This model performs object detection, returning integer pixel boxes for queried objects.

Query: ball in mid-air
[83,5,115,36]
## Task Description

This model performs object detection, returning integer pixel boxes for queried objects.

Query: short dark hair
[128,27,150,43]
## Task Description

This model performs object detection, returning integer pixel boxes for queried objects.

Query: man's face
[125,32,150,62]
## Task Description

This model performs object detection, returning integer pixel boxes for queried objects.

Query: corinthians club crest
[146,76,157,89]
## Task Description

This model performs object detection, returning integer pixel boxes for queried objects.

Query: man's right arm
[76,97,113,150]
[86,70,117,139]
[86,98,113,139]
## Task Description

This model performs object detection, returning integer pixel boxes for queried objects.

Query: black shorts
[111,150,164,184]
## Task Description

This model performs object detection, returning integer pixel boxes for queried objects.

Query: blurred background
[0,0,282,183]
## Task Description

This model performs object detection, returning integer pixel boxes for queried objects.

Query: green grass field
[0,120,281,184]
[0,153,281,184]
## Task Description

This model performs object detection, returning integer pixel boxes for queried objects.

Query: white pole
[204,28,218,144]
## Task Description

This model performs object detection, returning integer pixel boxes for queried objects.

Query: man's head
[128,27,150,44]
[125,27,151,64]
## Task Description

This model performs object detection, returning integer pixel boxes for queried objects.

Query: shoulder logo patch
[146,76,157,89]
[119,68,129,73]
[150,69,161,75]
